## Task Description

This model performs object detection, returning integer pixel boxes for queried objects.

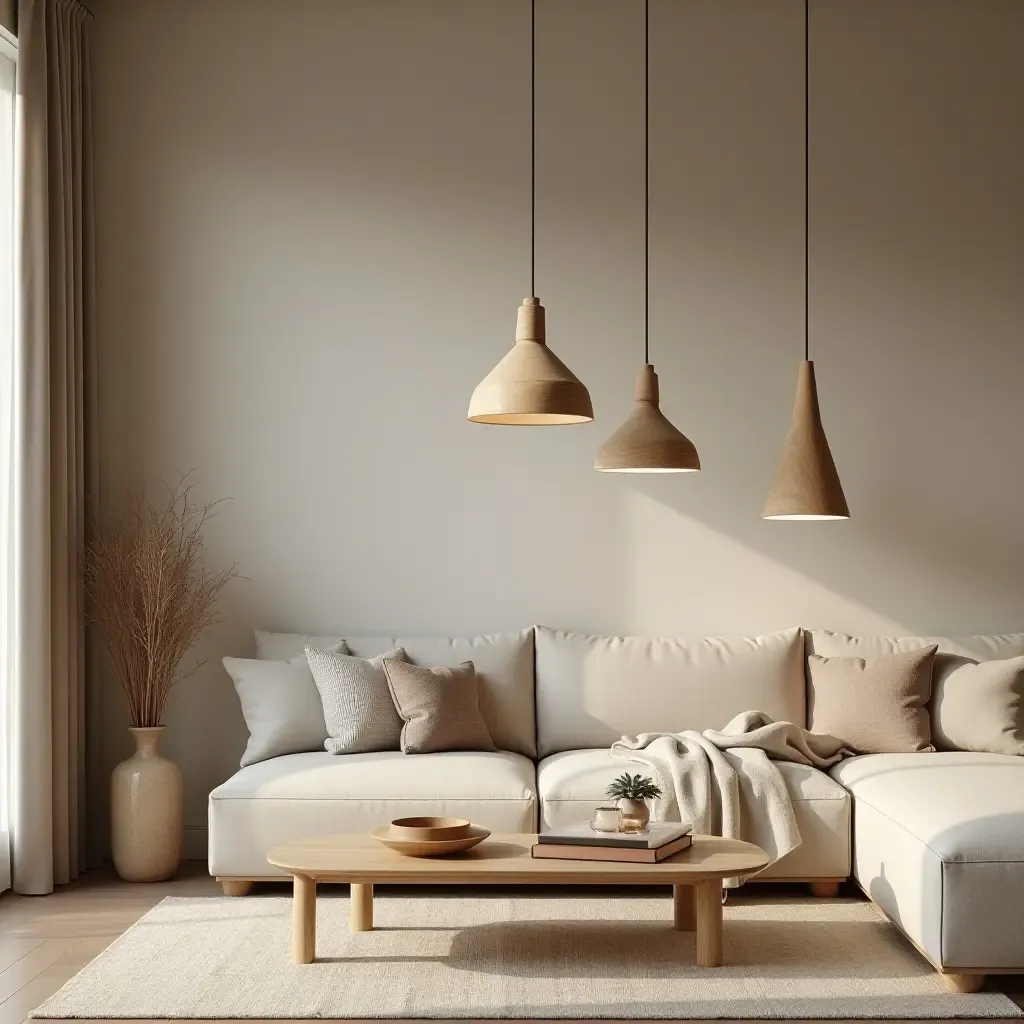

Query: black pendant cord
[644,0,650,366]
[531,0,536,298]
[803,0,810,363]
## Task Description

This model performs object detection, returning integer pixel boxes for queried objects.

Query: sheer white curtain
[0,30,16,897]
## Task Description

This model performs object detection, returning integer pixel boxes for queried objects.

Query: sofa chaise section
[209,750,537,888]
[832,751,1024,990]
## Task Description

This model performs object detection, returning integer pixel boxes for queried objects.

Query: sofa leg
[940,973,985,994]
[221,880,253,897]
[809,881,840,898]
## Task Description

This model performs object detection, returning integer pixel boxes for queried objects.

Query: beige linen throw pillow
[933,655,1024,755]
[383,659,497,754]
[807,646,938,754]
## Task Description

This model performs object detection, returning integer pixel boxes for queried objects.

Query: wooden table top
[267,833,770,884]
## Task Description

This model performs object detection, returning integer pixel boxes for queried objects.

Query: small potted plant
[606,773,663,832]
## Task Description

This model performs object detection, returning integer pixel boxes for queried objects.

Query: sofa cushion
[831,752,1024,969]
[383,659,496,754]
[305,646,406,755]
[208,750,537,877]
[255,631,347,660]
[807,647,937,754]
[928,656,1024,757]
[224,642,348,767]
[536,748,850,881]
[255,629,536,758]
[806,630,1024,755]
[535,626,805,757]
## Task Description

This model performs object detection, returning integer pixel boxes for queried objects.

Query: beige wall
[0,0,14,37]
[90,0,1024,859]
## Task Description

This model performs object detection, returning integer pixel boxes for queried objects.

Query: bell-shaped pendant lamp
[468,297,593,424]
[595,0,699,473]
[467,0,592,426]
[596,364,699,472]
[763,0,848,520]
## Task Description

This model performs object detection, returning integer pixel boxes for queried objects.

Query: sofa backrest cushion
[806,630,1024,755]
[255,628,536,757]
[534,626,805,757]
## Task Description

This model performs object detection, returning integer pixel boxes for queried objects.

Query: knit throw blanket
[611,711,855,885]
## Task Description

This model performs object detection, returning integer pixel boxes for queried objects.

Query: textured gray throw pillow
[807,646,938,754]
[382,659,497,754]
[932,655,1024,755]
[306,646,407,754]
[225,641,348,767]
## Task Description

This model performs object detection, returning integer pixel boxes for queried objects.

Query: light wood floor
[1,863,1021,1024]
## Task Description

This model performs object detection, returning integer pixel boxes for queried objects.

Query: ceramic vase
[111,726,182,882]
[617,797,650,832]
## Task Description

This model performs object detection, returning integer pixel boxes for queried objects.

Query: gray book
[537,821,692,850]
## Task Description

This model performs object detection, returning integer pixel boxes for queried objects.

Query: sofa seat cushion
[537,749,849,881]
[208,750,537,877]
[831,752,1024,969]
[833,752,1024,862]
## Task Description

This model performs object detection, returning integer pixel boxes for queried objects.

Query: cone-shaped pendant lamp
[595,0,699,473]
[763,0,848,520]
[467,0,592,426]
[763,360,849,518]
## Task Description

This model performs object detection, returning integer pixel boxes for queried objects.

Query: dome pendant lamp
[595,0,699,473]
[763,0,849,520]
[467,0,593,426]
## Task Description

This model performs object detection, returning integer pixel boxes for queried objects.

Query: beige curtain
[11,0,94,894]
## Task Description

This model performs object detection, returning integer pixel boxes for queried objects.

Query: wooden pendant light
[594,0,700,472]
[467,0,592,426]
[762,360,848,518]
[595,364,699,472]
[467,297,593,424]
[763,0,848,520]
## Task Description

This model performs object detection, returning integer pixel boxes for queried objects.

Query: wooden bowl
[371,825,490,858]
[388,817,472,842]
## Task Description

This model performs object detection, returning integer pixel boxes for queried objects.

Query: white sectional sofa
[209,624,1024,991]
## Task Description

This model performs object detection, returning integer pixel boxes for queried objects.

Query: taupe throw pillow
[382,659,497,755]
[932,655,1024,756]
[306,646,407,754]
[807,646,938,754]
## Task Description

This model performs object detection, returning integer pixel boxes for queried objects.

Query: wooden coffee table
[267,832,769,968]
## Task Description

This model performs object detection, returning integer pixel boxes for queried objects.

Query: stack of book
[532,822,693,863]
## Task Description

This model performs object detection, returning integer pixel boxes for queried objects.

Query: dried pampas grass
[84,477,238,727]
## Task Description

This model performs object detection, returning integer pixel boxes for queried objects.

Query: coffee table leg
[350,882,373,932]
[673,884,695,931]
[292,873,316,964]
[695,879,723,967]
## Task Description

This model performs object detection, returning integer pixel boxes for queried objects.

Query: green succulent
[605,772,663,801]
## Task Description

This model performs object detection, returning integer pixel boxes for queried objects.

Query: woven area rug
[32,892,1022,1019]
